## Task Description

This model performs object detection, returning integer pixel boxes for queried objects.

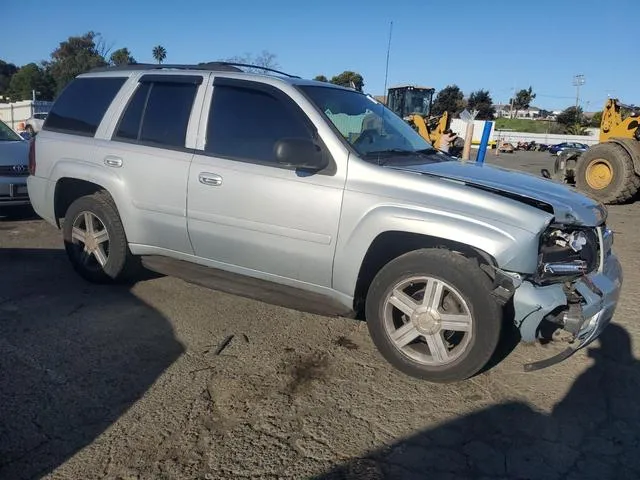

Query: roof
[83,62,354,91]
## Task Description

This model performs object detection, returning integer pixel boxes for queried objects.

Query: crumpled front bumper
[512,250,622,371]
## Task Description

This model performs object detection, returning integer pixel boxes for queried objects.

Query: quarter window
[206,85,312,163]
[44,77,126,136]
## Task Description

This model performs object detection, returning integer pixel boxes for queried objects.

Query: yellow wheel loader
[386,85,451,149]
[544,98,640,204]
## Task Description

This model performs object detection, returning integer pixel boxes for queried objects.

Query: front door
[187,78,346,288]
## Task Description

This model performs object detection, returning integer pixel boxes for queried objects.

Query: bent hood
[390,160,607,227]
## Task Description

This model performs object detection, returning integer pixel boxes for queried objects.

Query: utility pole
[573,74,585,124]
[509,85,515,119]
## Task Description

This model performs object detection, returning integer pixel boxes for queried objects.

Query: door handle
[104,155,123,168]
[198,173,223,186]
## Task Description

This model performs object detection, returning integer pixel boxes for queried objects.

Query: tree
[467,89,495,120]
[7,63,55,101]
[432,85,465,116]
[510,87,536,118]
[220,51,279,73]
[110,48,136,66]
[590,111,602,128]
[566,123,589,136]
[556,106,583,127]
[329,71,364,92]
[313,75,328,82]
[0,60,18,100]
[46,31,108,93]
[152,45,167,64]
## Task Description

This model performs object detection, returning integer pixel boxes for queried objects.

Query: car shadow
[315,322,640,480]
[0,205,39,222]
[0,248,185,480]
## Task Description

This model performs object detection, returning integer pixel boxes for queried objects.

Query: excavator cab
[387,85,435,118]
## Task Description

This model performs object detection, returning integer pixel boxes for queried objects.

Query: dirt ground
[2,151,639,480]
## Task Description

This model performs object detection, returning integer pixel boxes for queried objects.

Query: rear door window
[113,78,199,148]
[44,77,126,136]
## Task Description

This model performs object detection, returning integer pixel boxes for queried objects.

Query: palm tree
[152,45,167,64]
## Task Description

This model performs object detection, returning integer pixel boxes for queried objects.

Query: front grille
[0,165,29,177]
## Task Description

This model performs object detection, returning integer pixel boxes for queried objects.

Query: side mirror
[274,138,328,171]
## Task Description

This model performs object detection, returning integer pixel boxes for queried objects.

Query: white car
[24,112,48,134]
[0,118,30,212]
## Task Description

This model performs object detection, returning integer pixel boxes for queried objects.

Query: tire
[575,142,640,204]
[62,191,140,283]
[365,248,502,383]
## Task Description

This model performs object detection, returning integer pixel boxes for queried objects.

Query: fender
[49,159,143,244]
[332,202,548,299]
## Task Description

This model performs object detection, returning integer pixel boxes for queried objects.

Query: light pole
[573,74,585,124]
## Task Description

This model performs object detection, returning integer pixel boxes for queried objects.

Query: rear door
[186,77,346,287]
[98,73,207,254]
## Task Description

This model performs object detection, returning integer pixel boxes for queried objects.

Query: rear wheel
[365,249,502,383]
[63,191,140,283]
[575,142,640,203]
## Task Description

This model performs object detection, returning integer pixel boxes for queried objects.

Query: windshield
[0,120,22,142]
[299,85,442,161]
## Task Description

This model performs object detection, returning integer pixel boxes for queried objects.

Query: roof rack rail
[89,62,243,73]
[213,62,300,78]
[89,62,300,78]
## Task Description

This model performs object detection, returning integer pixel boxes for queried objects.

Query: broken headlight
[534,226,599,284]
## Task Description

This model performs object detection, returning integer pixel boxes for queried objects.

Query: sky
[3,0,638,111]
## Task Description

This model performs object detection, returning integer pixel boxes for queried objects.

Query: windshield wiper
[363,148,415,157]
[363,148,439,165]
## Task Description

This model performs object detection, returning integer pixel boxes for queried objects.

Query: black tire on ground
[365,248,502,383]
[62,191,140,283]
[575,142,640,204]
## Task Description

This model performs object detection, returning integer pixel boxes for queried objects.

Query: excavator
[386,85,451,149]
[543,98,640,204]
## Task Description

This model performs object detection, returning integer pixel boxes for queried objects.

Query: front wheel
[365,249,502,383]
[575,142,640,204]
[62,191,140,283]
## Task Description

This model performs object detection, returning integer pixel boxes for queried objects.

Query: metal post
[476,121,493,164]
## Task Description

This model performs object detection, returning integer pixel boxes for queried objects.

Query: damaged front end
[492,222,622,371]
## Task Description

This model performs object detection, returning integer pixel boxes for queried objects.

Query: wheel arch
[51,162,133,236]
[350,230,500,317]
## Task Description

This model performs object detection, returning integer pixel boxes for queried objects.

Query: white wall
[450,118,496,143]
[450,118,600,146]
[492,130,600,146]
[0,100,53,130]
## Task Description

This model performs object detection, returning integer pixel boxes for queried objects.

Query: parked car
[548,142,589,155]
[24,112,48,135]
[27,64,622,383]
[0,118,30,213]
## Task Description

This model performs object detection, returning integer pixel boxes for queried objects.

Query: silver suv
[27,63,622,383]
